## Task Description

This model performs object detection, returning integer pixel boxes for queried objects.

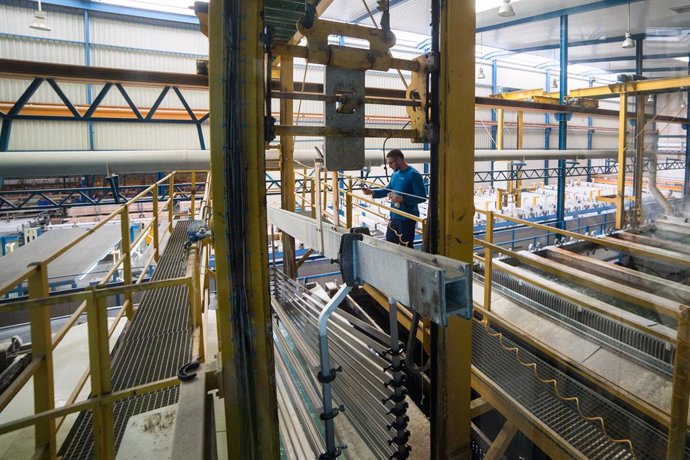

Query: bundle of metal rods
[272,270,401,458]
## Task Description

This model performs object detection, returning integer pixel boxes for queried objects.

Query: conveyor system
[60,222,192,458]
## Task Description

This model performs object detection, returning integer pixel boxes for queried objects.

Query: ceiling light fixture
[478,67,486,80]
[498,0,515,17]
[621,2,634,49]
[30,0,51,32]
[647,94,654,103]
[552,77,558,89]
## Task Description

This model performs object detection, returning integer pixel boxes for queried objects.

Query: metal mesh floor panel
[473,320,688,459]
[60,222,192,459]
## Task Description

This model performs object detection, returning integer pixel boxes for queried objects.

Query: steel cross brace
[267,207,472,326]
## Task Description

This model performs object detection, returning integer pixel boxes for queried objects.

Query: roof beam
[571,52,690,65]
[483,33,645,59]
[477,0,645,33]
[39,0,199,25]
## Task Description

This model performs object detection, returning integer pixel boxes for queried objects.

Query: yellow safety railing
[473,209,690,459]
[294,169,427,244]
[0,170,210,459]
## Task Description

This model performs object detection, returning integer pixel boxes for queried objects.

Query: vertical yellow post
[616,93,628,229]
[346,177,353,228]
[496,109,504,150]
[169,174,175,232]
[668,307,690,459]
[322,170,328,214]
[433,0,474,458]
[208,0,279,457]
[152,191,160,262]
[310,177,316,218]
[332,172,340,226]
[86,292,115,459]
[484,211,493,311]
[301,167,307,210]
[119,207,133,320]
[280,56,297,278]
[515,111,524,202]
[27,262,56,459]
[190,170,197,219]
[633,96,645,227]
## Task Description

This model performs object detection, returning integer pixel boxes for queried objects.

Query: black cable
[382,120,410,181]
[404,311,430,374]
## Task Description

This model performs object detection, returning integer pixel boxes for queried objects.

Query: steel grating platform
[60,221,192,459]
[473,320,690,459]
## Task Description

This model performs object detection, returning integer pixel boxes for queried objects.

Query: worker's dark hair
[386,149,404,161]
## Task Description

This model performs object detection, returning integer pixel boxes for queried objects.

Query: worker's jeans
[386,219,416,248]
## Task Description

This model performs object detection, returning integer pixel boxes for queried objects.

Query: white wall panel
[0,36,83,65]
[92,123,201,150]
[89,17,206,56]
[8,121,89,150]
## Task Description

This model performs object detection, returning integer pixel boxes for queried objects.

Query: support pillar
[431,0,474,458]
[616,94,628,229]
[633,39,645,226]
[685,55,690,199]
[208,0,279,457]
[280,56,297,278]
[556,15,568,228]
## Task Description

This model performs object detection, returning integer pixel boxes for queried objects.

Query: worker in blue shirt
[362,149,427,248]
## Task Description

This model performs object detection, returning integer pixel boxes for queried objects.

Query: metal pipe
[317,284,352,458]
[648,155,674,215]
[0,149,619,177]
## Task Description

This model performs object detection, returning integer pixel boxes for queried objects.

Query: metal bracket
[267,208,472,325]
[338,233,362,287]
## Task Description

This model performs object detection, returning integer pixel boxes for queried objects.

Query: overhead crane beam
[2,59,688,125]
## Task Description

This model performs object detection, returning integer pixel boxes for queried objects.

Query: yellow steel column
[496,109,504,150]
[616,93,628,229]
[516,111,523,150]
[27,262,56,459]
[484,212,493,311]
[169,175,175,232]
[208,0,279,457]
[667,307,690,459]
[434,0,474,457]
[152,191,160,262]
[346,177,353,228]
[633,96,645,227]
[190,171,197,219]
[86,292,115,459]
[310,177,316,218]
[119,208,133,320]
[280,56,297,278]
[332,173,340,226]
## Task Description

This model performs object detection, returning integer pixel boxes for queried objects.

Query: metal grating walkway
[60,221,193,459]
[473,320,689,459]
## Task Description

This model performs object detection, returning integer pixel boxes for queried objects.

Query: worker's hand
[362,187,373,195]
[388,194,403,204]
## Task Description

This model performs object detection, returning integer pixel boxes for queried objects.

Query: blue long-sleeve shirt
[371,166,427,221]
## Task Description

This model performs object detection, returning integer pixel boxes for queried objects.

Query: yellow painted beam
[280,56,297,278]
[27,262,56,459]
[434,0,475,457]
[490,88,546,100]
[208,0,279,457]
[616,94,628,229]
[567,75,690,99]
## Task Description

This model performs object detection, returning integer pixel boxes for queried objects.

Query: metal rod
[317,284,352,458]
